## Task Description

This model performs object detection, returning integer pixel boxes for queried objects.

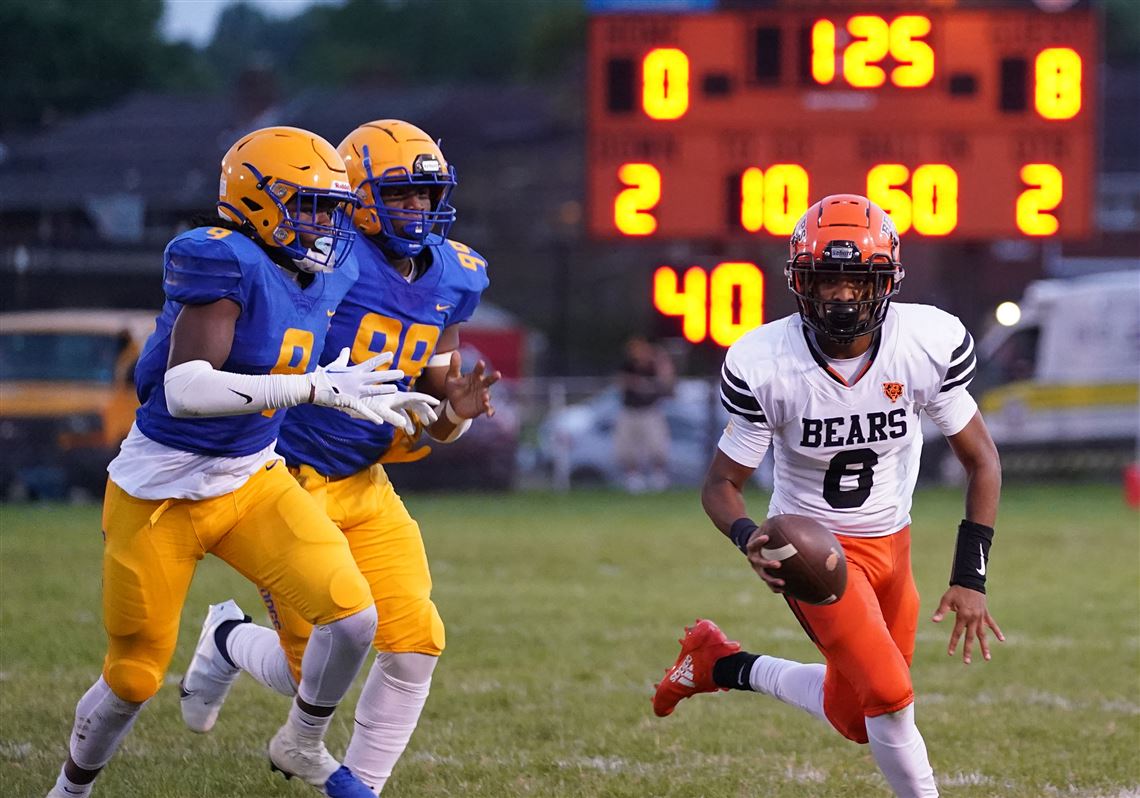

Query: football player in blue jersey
[46,127,436,798]
[180,120,500,795]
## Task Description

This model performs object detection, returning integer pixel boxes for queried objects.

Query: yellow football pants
[100,464,372,703]
[263,463,444,683]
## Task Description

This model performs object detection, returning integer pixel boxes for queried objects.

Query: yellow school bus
[0,309,155,499]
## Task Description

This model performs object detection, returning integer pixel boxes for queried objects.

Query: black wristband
[729,517,760,555]
[950,519,994,593]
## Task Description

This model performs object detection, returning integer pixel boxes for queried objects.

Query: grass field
[2,484,1138,797]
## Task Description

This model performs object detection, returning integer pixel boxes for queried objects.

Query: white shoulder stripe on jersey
[949,330,974,366]
[720,371,763,412]
[720,363,767,423]
[941,362,976,392]
[721,363,751,392]
[720,393,767,425]
[941,329,976,392]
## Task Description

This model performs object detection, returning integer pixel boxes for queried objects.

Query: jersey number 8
[823,448,879,509]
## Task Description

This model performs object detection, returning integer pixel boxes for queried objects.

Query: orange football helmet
[338,120,456,258]
[786,194,904,342]
[217,126,358,272]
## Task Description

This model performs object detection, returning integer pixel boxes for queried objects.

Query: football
[754,514,847,605]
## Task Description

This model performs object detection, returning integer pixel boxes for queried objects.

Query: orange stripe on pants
[786,526,919,744]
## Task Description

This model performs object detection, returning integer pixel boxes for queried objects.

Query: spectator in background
[615,336,674,493]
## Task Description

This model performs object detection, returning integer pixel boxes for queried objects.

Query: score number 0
[654,263,764,347]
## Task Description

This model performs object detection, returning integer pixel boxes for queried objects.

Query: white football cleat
[179,599,247,733]
[268,722,376,797]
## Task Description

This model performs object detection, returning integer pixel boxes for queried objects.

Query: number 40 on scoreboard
[653,262,764,347]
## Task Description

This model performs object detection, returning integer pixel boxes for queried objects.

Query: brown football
[756,514,847,605]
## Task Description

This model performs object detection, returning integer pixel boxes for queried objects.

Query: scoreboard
[586,3,1098,242]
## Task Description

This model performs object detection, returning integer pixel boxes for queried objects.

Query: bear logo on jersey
[882,382,904,403]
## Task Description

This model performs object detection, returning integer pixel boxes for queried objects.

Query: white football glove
[351,391,440,435]
[309,348,404,425]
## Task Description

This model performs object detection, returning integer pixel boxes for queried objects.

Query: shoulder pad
[724,316,793,390]
[438,239,490,287]
[163,227,259,307]
[893,304,976,392]
[433,239,489,325]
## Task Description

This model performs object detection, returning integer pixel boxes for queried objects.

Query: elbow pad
[164,360,311,418]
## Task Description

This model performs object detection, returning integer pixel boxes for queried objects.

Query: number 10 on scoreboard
[653,263,765,347]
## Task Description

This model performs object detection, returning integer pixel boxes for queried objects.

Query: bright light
[995,301,1022,327]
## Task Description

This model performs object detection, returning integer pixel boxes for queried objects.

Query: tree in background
[209,0,584,88]
[0,0,209,132]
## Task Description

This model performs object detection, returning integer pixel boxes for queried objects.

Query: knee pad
[103,657,162,703]
[375,598,445,656]
[326,565,374,617]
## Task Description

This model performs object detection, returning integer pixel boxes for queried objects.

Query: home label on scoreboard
[586,4,1097,241]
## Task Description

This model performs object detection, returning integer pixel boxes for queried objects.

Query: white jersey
[718,303,978,536]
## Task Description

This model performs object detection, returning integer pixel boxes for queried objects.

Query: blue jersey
[133,226,358,457]
[277,235,489,477]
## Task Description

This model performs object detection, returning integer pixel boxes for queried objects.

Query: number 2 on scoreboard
[1016,164,1063,236]
[614,163,661,236]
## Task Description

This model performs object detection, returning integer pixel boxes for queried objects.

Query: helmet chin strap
[292,236,337,274]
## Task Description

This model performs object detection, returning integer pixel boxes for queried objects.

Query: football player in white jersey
[653,194,1004,798]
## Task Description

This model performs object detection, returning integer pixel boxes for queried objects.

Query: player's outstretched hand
[744,532,786,594]
[356,391,439,435]
[443,350,502,420]
[931,585,1005,665]
[309,348,405,424]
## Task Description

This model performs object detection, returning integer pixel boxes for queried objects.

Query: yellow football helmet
[218,126,359,272]
[338,120,457,258]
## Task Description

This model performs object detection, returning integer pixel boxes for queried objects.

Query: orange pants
[785,526,919,744]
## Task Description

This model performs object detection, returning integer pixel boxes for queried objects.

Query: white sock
[344,652,436,795]
[291,605,377,739]
[865,704,939,798]
[748,656,827,723]
[288,699,333,742]
[226,622,298,697]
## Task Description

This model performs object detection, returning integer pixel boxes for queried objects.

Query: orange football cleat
[652,619,741,717]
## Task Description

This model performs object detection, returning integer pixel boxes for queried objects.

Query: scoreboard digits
[588,6,1096,241]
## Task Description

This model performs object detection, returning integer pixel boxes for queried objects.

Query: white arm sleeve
[164,360,312,418]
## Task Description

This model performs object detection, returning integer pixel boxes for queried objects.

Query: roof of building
[0,81,574,213]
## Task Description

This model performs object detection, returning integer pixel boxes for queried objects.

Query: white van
[931,270,1140,479]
